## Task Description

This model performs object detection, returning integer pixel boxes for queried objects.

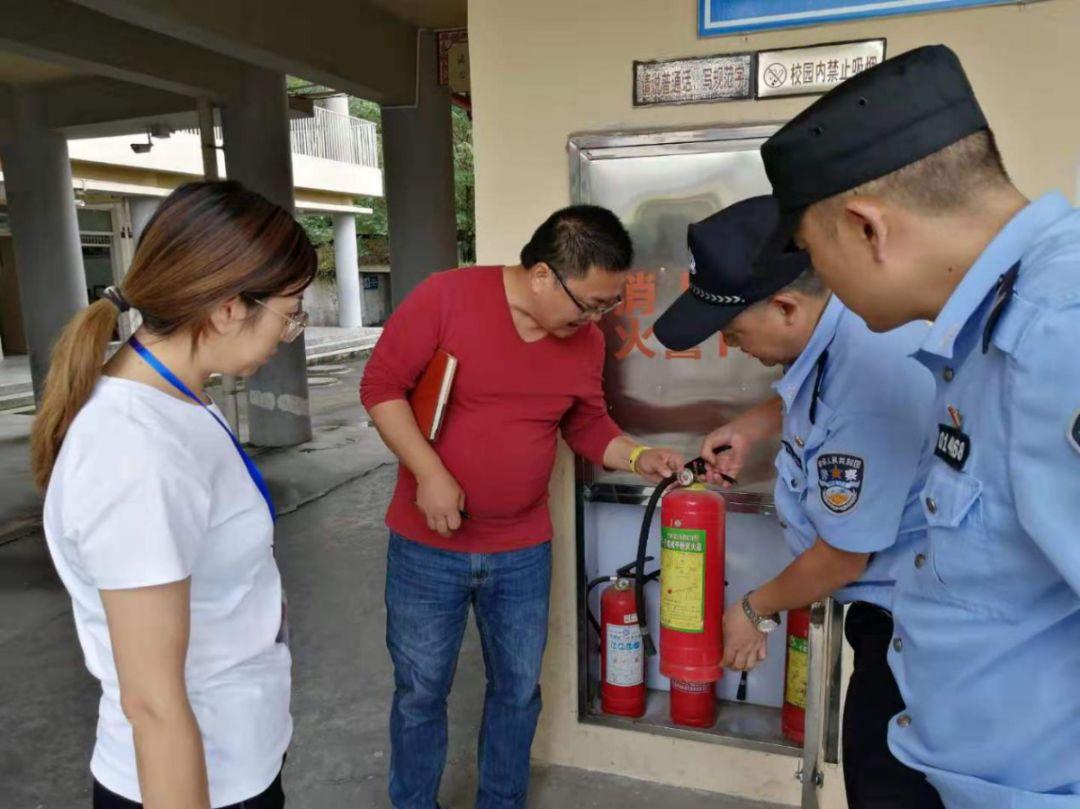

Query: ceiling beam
[71,0,420,104]
[0,0,250,100]
[41,77,196,132]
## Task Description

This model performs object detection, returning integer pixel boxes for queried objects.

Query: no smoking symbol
[764,63,787,88]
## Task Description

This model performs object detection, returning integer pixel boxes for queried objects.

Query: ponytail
[30,299,121,490]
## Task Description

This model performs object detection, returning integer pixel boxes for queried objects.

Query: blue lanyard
[128,337,276,521]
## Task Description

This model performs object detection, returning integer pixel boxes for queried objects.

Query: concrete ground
[0,357,780,809]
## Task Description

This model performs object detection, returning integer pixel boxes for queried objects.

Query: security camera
[130,129,154,154]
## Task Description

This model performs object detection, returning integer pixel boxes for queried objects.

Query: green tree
[452,104,476,264]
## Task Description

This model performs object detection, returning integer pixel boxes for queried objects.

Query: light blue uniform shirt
[888,193,1080,808]
[773,295,935,610]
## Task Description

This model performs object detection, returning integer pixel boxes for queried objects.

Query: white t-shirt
[43,376,292,807]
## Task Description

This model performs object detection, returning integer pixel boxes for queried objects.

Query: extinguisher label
[785,635,809,710]
[659,527,706,633]
[605,623,644,686]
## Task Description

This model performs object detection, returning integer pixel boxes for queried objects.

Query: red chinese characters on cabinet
[612,271,727,361]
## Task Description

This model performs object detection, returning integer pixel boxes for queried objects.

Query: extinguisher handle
[686,453,738,487]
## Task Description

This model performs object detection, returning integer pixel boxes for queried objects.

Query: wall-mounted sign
[757,39,886,99]
[447,41,471,94]
[437,29,468,87]
[700,0,1040,37]
[633,53,754,107]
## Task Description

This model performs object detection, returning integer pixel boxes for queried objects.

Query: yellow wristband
[628,445,651,475]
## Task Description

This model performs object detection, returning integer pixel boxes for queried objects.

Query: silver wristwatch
[742,591,781,634]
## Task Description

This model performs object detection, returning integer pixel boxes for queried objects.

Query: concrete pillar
[323,93,364,329]
[129,196,159,246]
[221,66,312,447]
[0,89,88,401]
[382,30,458,309]
[323,92,350,117]
[115,196,160,341]
[332,213,363,328]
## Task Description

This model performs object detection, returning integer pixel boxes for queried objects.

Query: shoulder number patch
[1069,410,1080,457]
[817,454,864,514]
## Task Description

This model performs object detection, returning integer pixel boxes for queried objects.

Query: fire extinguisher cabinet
[568,125,847,808]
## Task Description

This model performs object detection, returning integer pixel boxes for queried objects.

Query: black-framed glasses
[546,262,623,317]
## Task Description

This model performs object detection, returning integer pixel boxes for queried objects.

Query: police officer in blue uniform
[758,45,1080,808]
[654,196,942,809]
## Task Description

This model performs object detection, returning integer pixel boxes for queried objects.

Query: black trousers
[92,769,284,809]
[843,602,946,809]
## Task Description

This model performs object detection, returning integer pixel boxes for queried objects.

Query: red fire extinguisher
[631,459,731,729]
[782,606,811,745]
[658,484,725,727]
[600,578,646,718]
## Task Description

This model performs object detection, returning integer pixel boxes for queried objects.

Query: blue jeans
[385,532,551,809]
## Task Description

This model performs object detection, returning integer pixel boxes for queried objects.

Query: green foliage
[452,104,475,263]
[298,215,336,277]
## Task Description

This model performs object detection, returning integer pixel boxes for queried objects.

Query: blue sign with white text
[699,0,1028,36]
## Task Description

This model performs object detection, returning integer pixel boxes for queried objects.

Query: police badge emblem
[817,454,864,514]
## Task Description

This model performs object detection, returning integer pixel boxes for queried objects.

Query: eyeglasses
[250,297,309,343]
[546,262,623,317]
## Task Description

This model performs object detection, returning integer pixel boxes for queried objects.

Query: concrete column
[221,66,312,447]
[382,30,458,309]
[0,89,87,401]
[116,196,160,340]
[323,93,364,329]
[323,92,350,118]
[129,196,160,246]
[332,213,363,328]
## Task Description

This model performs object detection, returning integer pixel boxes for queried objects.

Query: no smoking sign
[763,63,787,88]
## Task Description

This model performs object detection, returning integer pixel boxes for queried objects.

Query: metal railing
[291,106,378,167]
[180,106,379,169]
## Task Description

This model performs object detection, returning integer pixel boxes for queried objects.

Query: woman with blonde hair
[32,181,315,808]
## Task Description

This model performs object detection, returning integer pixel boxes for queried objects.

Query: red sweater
[360,266,622,553]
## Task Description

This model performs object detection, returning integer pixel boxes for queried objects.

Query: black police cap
[653,196,811,352]
[759,45,988,263]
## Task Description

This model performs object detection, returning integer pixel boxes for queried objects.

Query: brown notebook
[409,349,458,442]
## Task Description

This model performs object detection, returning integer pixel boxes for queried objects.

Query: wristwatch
[742,591,781,634]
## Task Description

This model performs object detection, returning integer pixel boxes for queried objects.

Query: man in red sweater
[361,205,682,809]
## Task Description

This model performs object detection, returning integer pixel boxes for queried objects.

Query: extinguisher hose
[635,472,679,657]
[585,576,612,637]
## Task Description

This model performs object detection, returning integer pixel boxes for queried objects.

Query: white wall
[68,132,383,198]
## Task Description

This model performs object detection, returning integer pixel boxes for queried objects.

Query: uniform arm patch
[1069,410,1080,457]
[816,454,864,514]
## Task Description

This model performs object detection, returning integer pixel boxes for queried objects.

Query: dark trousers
[843,602,945,809]
[92,770,284,809]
